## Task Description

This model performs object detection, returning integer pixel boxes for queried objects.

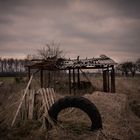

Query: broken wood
[11,74,33,127]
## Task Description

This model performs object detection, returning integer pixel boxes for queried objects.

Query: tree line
[0,58,29,76]
[0,57,140,77]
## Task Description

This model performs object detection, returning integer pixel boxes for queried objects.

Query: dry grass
[0,76,140,140]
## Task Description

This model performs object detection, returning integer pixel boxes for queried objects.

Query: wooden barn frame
[26,56,116,94]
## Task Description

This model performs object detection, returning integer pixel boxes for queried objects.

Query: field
[0,76,140,140]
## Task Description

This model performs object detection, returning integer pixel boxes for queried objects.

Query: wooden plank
[28,90,35,119]
[38,88,56,129]
[51,88,56,102]
[69,68,71,94]
[111,66,116,93]
[107,67,110,92]
[28,67,31,89]
[103,70,107,92]
[40,69,43,88]
[24,90,29,120]
[49,88,55,106]
[43,88,50,110]
[20,90,25,120]
[46,88,51,108]
[11,75,33,127]
[39,88,48,114]
[77,68,80,89]
[73,68,76,94]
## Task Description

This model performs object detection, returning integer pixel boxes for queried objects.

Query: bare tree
[37,41,65,60]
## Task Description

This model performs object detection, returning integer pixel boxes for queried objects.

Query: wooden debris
[11,75,33,127]
[11,86,56,129]
[28,90,35,119]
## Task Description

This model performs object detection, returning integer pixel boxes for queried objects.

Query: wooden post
[53,71,56,90]
[73,68,76,94]
[40,69,43,88]
[28,67,31,89]
[111,65,116,93]
[69,68,71,94]
[107,66,110,92]
[48,71,51,87]
[11,75,33,126]
[77,68,80,89]
[103,70,107,92]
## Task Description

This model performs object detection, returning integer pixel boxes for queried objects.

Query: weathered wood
[40,69,43,88]
[49,88,55,106]
[77,68,80,89]
[103,70,107,92]
[40,88,48,114]
[24,90,28,120]
[48,71,51,87]
[107,67,110,92]
[53,71,56,90]
[50,88,55,103]
[28,90,35,119]
[73,68,76,94]
[39,88,56,129]
[69,68,71,94]
[80,69,95,89]
[46,88,51,108]
[28,67,31,89]
[20,90,25,120]
[111,66,116,93]
[44,88,51,110]
[11,75,33,127]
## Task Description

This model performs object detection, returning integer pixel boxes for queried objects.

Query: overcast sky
[0,0,140,62]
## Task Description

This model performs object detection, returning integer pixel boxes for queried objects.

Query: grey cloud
[0,0,140,61]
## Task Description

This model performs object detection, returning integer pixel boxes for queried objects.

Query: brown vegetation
[0,76,140,140]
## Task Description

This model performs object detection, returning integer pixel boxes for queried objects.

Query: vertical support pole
[40,69,43,88]
[69,68,71,94]
[53,71,56,91]
[48,71,50,87]
[73,68,76,94]
[28,67,31,89]
[77,68,80,89]
[111,65,116,93]
[107,66,110,92]
[103,70,107,92]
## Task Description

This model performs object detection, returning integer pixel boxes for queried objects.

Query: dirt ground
[0,77,140,140]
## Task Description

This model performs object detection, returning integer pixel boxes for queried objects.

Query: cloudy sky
[0,0,140,62]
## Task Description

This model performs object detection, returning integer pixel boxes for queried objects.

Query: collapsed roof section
[26,55,117,70]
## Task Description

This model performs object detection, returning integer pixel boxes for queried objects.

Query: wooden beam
[77,68,80,89]
[11,75,33,126]
[73,68,76,94]
[107,66,110,92]
[47,71,51,87]
[69,68,71,94]
[103,70,107,92]
[28,67,31,89]
[40,69,43,88]
[111,66,116,93]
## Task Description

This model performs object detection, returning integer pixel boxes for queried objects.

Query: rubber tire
[48,96,102,130]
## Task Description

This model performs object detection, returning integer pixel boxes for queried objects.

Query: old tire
[48,96,102,130]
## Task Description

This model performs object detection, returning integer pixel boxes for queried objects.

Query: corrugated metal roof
[27,56,117,70]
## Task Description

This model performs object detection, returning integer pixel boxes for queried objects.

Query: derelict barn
[11,55,116,128]
[26,55,116,94]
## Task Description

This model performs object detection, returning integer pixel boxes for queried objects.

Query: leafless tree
[37,41,65,60]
